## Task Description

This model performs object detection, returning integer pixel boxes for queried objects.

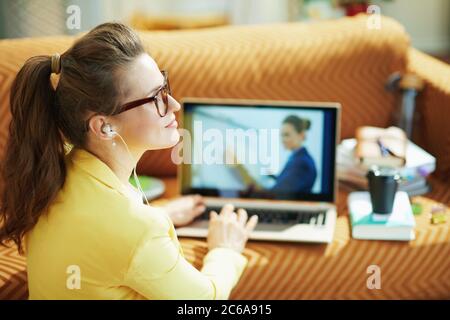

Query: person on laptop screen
[183,103,336,201]
[272,115,317,193]
[229,115,317,197]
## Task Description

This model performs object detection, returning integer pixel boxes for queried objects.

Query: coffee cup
[366,166,401,214]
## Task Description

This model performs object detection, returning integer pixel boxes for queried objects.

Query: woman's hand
[207,204,258,253]
[164,195,206,227]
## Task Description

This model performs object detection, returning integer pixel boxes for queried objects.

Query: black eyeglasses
[116,70,171,116]
[84,71,171,132]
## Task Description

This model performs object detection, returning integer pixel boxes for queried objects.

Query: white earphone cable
[113,131,150,206]
[105,125,181,255]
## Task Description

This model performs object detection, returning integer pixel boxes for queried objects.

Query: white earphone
[101,123,149,206]
[101,123,116,138]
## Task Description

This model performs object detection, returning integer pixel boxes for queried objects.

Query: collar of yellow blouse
[66,147,131,198]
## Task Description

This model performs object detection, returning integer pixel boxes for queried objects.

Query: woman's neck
[86,143,144,186]
[291,143,303,152]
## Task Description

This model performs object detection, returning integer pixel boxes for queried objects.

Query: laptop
[175,98,340,243]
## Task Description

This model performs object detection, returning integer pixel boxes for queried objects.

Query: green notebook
[129,175,165,200]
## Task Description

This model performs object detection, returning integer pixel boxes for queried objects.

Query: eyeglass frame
[84,70,171,132]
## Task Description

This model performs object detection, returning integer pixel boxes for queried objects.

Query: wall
[1,0,448,56]
[376,0,450,54]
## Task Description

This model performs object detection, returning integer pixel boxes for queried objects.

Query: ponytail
[0,56,66,254]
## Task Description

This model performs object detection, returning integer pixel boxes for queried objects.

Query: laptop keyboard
[196,206,327,226]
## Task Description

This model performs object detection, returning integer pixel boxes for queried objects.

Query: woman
[271,115,317,194]
[0,23,257,299]
[231,115,317,196]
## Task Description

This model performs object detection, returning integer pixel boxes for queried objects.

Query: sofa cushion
[0,244,28,300]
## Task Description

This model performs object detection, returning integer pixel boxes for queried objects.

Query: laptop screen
[178,100,339,202]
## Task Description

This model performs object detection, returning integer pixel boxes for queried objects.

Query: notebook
[348,191,416,241]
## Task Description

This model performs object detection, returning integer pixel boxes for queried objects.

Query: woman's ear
[87,115,114,140]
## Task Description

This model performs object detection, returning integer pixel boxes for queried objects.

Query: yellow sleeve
[200,247,248,299]
[123,230,248,300]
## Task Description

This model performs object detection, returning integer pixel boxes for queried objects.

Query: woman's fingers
[245,215,259,234]
[193,194,204,206]
[210,210,218,221]
[224,204,238,223]
[237,208,248,227]
[207,205,259,253]
[193,205,206,218]
[230,210,238,223]
[217,205,257,232]
[220,203,234,220]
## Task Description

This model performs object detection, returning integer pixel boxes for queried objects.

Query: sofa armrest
[408,48,450,181]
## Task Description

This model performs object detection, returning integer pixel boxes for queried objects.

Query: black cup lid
[366,166,401,180]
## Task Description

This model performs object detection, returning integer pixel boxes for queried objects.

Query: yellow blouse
[26,148,247,299]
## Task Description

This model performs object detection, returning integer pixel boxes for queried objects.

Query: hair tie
[51,53,61,74]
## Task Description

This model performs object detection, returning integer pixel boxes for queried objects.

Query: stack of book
[348,191,416,241]
[337,138,436,196]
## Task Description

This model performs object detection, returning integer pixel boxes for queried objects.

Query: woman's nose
[168,95,181,113]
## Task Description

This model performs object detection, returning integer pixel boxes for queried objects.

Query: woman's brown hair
[0,22,145,253]
[283,115,311,133]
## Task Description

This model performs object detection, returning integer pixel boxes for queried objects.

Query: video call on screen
[181,104,337,202]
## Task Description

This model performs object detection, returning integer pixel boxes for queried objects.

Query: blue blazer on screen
[271,146,317,194]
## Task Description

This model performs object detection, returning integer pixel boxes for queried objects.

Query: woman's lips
[165,119,178,128]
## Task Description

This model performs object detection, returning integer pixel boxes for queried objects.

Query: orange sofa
[1,15,449,299]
